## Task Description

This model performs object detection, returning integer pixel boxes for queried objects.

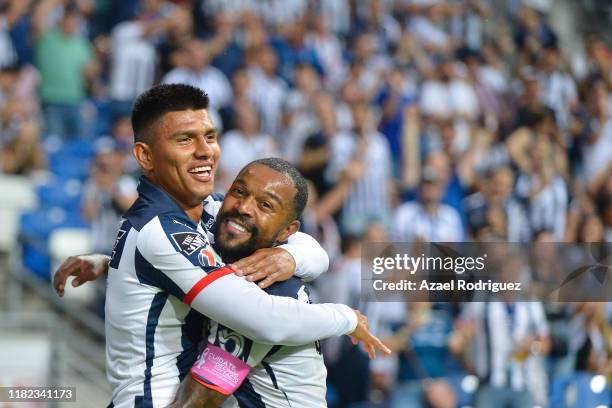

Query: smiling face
[133,109,220,211]
[214,163,300,263]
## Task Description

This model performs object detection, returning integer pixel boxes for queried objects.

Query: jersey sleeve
[136,216,357,345]
[279,231,329,282]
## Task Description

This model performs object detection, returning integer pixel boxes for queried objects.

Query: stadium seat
[0,175,38,252]
[451,374,479,407]
[64,138,96,157]
[48,228,96,302]
[48,150,92,180]
[550,373,611,408]
[36,177,84,213]
[19,207,89,279]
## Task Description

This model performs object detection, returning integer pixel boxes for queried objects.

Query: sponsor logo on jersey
[171,232,207,255]
[198,248,216,267]
[203,214,216,231]
[111,229,127,262]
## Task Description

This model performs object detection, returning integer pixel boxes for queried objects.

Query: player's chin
[188,179,214,200]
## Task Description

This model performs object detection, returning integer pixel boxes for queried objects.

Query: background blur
[0,0,610,407]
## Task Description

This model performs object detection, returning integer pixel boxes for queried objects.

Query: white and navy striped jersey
[105,177,356,408]
[392,201,464,242]
[208,278,327,408]
[109,22,156,102]
[326,131,393,234]
[463,302,549,390]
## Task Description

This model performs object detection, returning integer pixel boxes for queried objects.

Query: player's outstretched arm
[53,254,110,297]
[349,309,392,359]
[138,218,375,346]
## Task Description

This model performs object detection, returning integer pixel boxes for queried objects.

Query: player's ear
[133,142,154,172]
[276,220,300,244]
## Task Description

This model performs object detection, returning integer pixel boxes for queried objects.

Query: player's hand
[53,254,110,297]
[349,310,392,359]
[229,247,295,289]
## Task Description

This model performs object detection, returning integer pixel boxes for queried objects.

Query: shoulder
[263,277,306,301]
[202,193,224,230]
[138,214,203,255]
[219,130,242,146]
[439,204,461,220]
[162,68,188,84]
[394,201,419,217]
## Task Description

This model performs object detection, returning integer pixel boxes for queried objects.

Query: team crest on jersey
[171,232,207,255]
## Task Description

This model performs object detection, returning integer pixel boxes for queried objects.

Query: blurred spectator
[247,45,287,138]
[407,2,452,55]
[34,1,99,138]
[216,101,278,192]
[0,0,31,68]
[464,165,530,241]
[109,115,140,177]
[319,0,350,35]
[107,5,171,120]
[569,303,612,376]
[319,231,368,407]
[283,63,322,162]
[537,45,577,132]
[393,165,464,242]
[384,302,470,408]
[296,91,337,194]
[514,6,557,56]
[305,13,347,90]
[574,80,612,195]
[0,62,44,175]
[326,101,393,234]
[162,39,233,111]
[463,301,550,408]
[273,17,323,84]
[82,139,137,254]
[375,66,416,173]
[0,118,45,175]
[420,58,479,121]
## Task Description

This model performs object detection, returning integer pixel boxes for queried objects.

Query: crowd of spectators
[1,0,611,407]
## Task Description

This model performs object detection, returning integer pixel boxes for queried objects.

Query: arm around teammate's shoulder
[136,216,357,345]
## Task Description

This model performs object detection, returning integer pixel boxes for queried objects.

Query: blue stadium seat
[48,150,92,180]
[449,374,478,407]
[94,99,111,136]
[36,177,84,212]
[550,373,611,408]
[19,207,89,279]
[63,138,96,157]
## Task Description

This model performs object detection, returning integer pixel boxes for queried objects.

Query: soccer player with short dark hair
[54,84,388,408]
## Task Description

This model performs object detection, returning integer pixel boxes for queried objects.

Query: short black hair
[131,84,209,143]
[243,158,309,220]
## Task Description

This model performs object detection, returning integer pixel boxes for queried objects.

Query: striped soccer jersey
[207,278,327,408]
[105,177,356,407]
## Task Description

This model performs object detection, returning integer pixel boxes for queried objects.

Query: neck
[183,204,204,223]
[145,174,204,223]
